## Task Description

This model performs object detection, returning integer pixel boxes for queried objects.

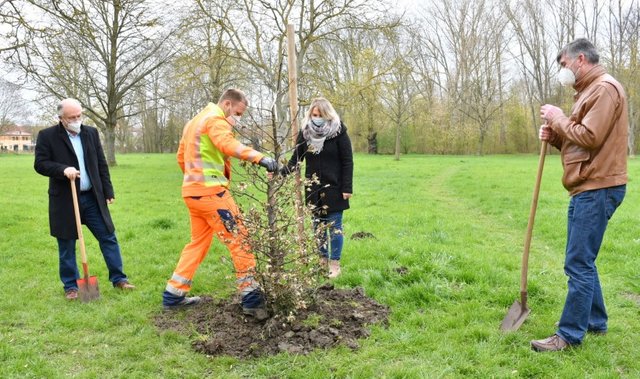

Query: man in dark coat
[34,98,134,300]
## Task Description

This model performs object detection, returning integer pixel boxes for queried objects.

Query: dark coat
[34,123,115,239]
[286,122,354,216]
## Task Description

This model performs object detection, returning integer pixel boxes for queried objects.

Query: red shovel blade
[77,275,100,303]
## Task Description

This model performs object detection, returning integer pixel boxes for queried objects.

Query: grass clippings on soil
[154,284,389,358]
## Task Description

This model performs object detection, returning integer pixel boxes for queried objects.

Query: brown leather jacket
[547,65,628,196]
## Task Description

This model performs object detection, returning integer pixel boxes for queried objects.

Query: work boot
[328,260,341,278]
[243,306,269,321]
[163,296,202,311]
[242,288,269,321]
[531,334,570,352]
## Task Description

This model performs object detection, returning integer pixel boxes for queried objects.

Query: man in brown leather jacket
[531,38,628,352]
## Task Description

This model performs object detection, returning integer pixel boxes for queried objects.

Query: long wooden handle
[70,178,89,278]
[520,141,547,305]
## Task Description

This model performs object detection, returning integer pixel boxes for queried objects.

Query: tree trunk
[629,101,637,157]
[103,125,117,166]
[287,24,306,258]
[394,118,401,161]
[367,131,378,154]
[477,126,486,156]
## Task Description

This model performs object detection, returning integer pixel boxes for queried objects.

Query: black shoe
[163,296,202,310]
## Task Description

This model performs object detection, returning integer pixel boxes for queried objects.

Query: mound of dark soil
[154,284,389,358]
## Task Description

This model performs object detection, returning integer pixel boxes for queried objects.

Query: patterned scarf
[302,118,341,154]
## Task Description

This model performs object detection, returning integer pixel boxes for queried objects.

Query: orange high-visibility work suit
[165,103,264,299]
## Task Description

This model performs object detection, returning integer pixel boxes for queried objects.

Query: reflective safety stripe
[234,143,248,158]
[184,161,224,172]
[184,174,206,182]
[205,176,228,187]
[237,275,259,294]
[185,160,224,172]
[245,150,260,162]
[185,161,203,169]
[237,275,256,284]
[171,273,192,286]
[165,283,189,297]
[183,174,229,187]
[241,284,260,296]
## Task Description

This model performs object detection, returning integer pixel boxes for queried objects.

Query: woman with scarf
[284,97,353,278]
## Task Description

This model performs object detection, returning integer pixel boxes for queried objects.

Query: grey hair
[556,38,600,64]
[57,98,83,117]
[303,97,340,124]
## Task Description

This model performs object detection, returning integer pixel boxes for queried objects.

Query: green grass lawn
[1,152,638,378]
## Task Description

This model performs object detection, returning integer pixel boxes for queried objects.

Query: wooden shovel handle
[69,178,90,278]
[520,141,547,302]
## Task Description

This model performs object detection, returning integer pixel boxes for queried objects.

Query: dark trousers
[57,191,127,291]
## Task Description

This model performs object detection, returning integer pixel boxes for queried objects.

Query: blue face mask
[311,117,326,127]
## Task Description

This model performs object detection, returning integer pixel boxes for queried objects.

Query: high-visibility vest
[177,103,264,197]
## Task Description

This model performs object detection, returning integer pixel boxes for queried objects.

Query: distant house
[0,129,34,152]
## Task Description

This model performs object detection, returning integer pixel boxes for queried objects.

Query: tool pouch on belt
[217,209,238,233]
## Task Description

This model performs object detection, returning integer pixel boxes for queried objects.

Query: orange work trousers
[165,189,257,297]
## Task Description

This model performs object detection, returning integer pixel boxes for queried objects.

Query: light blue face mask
[311,117,326,127]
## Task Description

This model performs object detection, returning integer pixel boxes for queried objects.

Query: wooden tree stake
[287,24,306,254]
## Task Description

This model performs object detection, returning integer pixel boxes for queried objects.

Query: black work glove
[258,157,278,173]
[279,165,290,177]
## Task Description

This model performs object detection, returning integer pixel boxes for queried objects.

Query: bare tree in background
[306,25,395,154]
[548,0,579,48]
[205,0,396,155]
[0,1,28,54]
[2,0,177,165]
[422,0,509,155]
[0,78,26,130]
[577,0,603,42]
[3,0,634,156]
[604,0,640,156]
[378,27,419,160]
[113,108,135,153]
[183,0,240,103]
[506,0,556,134]
[139,70,165,153]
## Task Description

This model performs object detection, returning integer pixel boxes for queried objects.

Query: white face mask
[66,120,82,133]
[230,115,242,126]
[557,67,576,87]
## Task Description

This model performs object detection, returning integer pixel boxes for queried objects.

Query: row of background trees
[1,0,639,165]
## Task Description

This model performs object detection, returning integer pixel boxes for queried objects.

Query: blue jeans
[57,191,127,291]
[556,185,625,345]
[315,211,344,261]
